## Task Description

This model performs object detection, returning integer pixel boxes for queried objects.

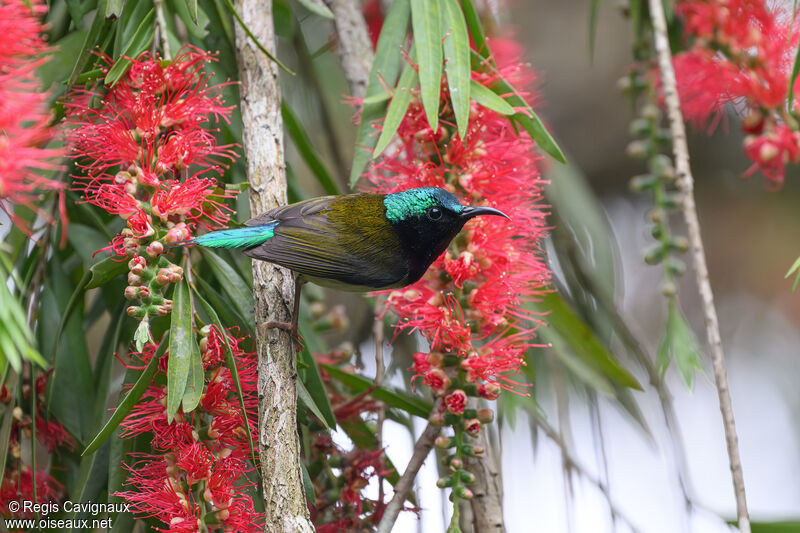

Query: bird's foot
[262,321,304,353]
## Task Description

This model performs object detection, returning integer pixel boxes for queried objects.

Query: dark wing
[242,194,409,290]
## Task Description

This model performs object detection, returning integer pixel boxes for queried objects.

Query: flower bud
[625,140,649,159]
[127,272,143,286]
[428,412,445,426]
[436,476,455,488]
[453,486,473,500]
[671,236,689,253]
[660,281,677,297]
[435,436,454,449]
[477,408,494,424]
[147,241,164,257]
[640,104,661,122]
[124,286,139,300]
[464,418,481,437]
[445,389,467,415]
[459,470,476,484]
[127,306,145,318]
[449,458,463,471]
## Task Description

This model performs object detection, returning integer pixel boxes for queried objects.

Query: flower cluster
[361,36,549,521]
[0,0,64,227]
[0,373,74,525]
[68,47,239,344]
[115,327,262,532]
[672,0,800,187]
[67,46,237,250]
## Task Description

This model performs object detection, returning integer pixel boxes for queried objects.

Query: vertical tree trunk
[233,2,314,531]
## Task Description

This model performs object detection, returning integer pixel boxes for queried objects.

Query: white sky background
[347,198,800,533]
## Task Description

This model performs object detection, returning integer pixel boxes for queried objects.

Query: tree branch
[233,1,314,531]
[465,429,505,533]
[324,0,374,99]
[376,421,441,533]
[647,1,750,531]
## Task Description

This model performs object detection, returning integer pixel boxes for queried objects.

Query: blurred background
[279,1,800,532]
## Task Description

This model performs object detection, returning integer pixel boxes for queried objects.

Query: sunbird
[181,187,508,345]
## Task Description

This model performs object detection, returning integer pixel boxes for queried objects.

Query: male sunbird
[180,187,508,345]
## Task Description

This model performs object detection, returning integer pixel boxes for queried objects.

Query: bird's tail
[168,223,277,250]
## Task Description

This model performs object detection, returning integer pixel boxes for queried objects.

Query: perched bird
[181,187,508,345]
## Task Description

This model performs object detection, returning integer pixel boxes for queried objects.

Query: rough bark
[324,0,374,99]
[465,430,505,533]
[647,1,750,531]
[233,1,314,531]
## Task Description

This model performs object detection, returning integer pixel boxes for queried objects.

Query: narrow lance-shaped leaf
[193,290,258,466]
[410,0,442,132]
[297,378,330,430]
[373,59,419,157]
[181,332,204,413]
[297,346,337,429]
[282,102,340,195]
[167,277,194,422]
[469,80,515,115]
[296,0,334,19]
[83,341,165,456]
[322,364,432,418]
[349,0,411,186]
[442,0,470,139]
[185,0,198,24]
[105,9,156,86]
[657,299,703,388]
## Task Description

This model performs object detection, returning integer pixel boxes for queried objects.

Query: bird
[179,187,509,348]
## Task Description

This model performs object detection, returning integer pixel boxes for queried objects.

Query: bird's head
[384,187,509,279]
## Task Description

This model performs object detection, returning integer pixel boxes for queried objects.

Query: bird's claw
[262,321,304,353]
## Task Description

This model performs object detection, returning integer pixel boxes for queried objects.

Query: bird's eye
[427,207,442,220]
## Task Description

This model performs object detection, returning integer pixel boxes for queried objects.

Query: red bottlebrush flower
[672,0,800,185]
[0,0,65,228]
[67,46,240,255]
[445,390,467,414]
[464,418,481,437]
[116,331,261,532]
[0,467,63,520]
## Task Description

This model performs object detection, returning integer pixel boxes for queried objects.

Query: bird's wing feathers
[242,195,409,289]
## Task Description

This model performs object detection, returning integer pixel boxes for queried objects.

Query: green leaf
[657,299,703,388]
[221,0,295,75]
[349,0,411,186]
[184,0,198,23]
[373,60,418,157]
[589,0,601,61]
[442,0,470,139]
[297,347,336,429]
[106,0,125,18]
[470,49,566,163]
[87,257,129,289]
[301,461,316,504]
[533,291,642,391]
[460,0,489,59]
[297,378,330,429]
[469,80,515,115]
[785,254,800,292]
[167,277,194,421]
[67,0,115,89]
[322,364,432,418]
[105,8,155,86]
[181,334,204,413]
[410,0,442,131]
[200,249,255,330]
[0,400,15,490]
[745,521,800,533]
[193,290,257,466]
[282,102,340,195]
[295,0,333,19]
[83,341,164,456]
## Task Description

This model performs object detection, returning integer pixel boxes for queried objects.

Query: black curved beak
[461,205,510,220]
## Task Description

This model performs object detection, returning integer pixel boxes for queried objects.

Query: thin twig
[154,0,172,60]
[376,421,441,533]
[647,1,750,531]
[374,298,386,508]
[530,410,643,533]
